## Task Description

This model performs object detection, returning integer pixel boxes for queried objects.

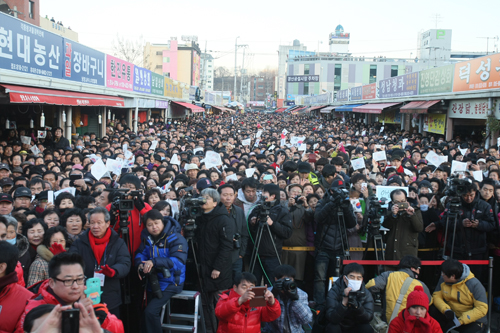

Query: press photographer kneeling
[325,263,374,333]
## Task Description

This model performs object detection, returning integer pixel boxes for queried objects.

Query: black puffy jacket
[195,203,235,292]
[326,277,374,329]
[248,200,292,257]
[314,191,356,253]
[438,193,496,255]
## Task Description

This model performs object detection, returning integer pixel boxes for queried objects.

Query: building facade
[200,53,214,91]
[0,0,39,26]
[277,40,307,100]
[39,16,78,41]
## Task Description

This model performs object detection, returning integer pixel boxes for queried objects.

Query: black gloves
[134,197,146,211]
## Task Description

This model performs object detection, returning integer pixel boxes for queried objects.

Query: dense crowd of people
[0,111,497,333]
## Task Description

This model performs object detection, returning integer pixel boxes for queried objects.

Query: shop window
[369,65,377,84]
[304,82,309,95]
[391,65,398,77]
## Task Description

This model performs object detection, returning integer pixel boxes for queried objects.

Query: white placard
[87,154,101,163]
[91,159,107,181]
[351,158,366,170]
[473,170,483,182]
[48,191,54,205]
[225,174,238,182]
[254,139,260,147]
[30,145,41,156]
[298,143,307,151]
[459,148,467,156]
[256,130,262,138]
[124,150,133,160]
[268,145,275,151]
[166,199,179,217]
[402,139,408,149]
[282,129,288,135]
[245,168,256,178]
[106,159,122,175]
[54,187,76,198]
[122,143,128,152]
[451,160,467,174]
[280,139,286,147]
[373,151,387,162]
[150,140,158,151]
[426,151,442,167]
[242,139,251,146]
[193,147,204,155]
[204,151,223,169]
[380,126,384,133]
[362,130,366,136]
[403,168,414,177]
[376,186,408,202]
[21,136,31,145]
[313,143,319,149]
[290,136,305,147]
[170,154,180,165]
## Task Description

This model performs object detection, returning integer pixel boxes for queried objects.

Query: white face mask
[347,277,362,292]
[420,204,429,212]
[6,237,16,245]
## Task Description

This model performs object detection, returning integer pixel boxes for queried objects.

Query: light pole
[234,36,239,102]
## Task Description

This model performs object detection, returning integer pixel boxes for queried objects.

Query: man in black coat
[52,127,70,149]
[195,188,236,333]
[68,207,131,317]
[326,263,374,333]
[248,184,292,286]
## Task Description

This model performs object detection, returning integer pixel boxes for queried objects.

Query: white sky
[42,0,499,74]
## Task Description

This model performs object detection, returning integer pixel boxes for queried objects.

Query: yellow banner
[164,77,182,99]
[427,113,446,135]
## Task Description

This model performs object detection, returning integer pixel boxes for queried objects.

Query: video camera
[253,196,273,223]
[327,187,350,209]
[272,277,299,300]
[445,175,472,197]
[111,189,142,212]
[179,193,207,239]
[366,196,389,234]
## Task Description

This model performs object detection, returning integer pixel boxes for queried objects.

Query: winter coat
[418,208,440,249]
[227,205,249,263]
[135,217,188,291]
[366,268,431,322]
[438,194,495,255]
[262,287,312,333]
[388,309,442,333]
[27,244,59,287]
[68,229,131,310]
[0,272,33,333]
[314,190,357,253]
[234,189,261,217]
[16,280,124,333]
[15,234,31,284]
[326,277,374,329]
[195,203,235,292]
[432,264,488,325]
[106,201,152,255]
[215,289,281,333]
[53,136,70,149]
[383,208,423,260]
[248,200,293,257]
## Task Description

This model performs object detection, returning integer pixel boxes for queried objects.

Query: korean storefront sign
[286,75,319,83]
[426,114,446,134]
[151,72,164,96]
[362,83,377,100]
[419,64,454,95]
[106,55,134,91]
[447,98,488,119]
[378,72,418,98]
[164,77,182,99]
[0,12,63,78]
[379,110,401,124]
[453,53,500,92]
[63,39,105,86]
[133,66,151,94]
[337,89,349,102]
[350,86,362,101]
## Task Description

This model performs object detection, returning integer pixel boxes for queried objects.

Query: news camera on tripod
[426,175,495,280]
[313,173,356,311]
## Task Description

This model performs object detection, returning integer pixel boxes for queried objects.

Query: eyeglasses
[53,276,86,286]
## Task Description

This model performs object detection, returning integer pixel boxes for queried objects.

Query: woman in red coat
[215,272,281,333]
[389,285,442,333]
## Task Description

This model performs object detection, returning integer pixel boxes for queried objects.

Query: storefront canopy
[308,105,328,112]
[275,107,287,113]
[320,106,335,113]
[400,100,441,114]
[335,104,366,112]
[1,84,125,107]
[352,102,401,114]
[171,101,204,113]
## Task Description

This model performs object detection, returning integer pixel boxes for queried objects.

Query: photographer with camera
[135,209,188,333]
[384,189,423,260]
[262,264,313,333]
[195,188,236,333]
[426,178,495,280]
[325,263,374,333]
[313,164,356,310]
[248,184,292,286]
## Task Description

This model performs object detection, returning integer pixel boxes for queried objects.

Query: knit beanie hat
[406,285,428,311]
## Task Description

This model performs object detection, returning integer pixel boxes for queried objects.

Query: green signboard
[151,72,164,96]
[418,64,454,95]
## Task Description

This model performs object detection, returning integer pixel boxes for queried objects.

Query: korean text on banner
[419,64,455,95]
[351,158,366,170]
[376,186,408,202]
[106,54,134,91]
[133,66,152,94]
[427,114,446,135]
[151,72,165,96]
[453,53,500,92]
[378,72,419,99]
[63,39,105,86]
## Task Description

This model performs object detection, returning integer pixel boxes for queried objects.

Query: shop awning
[1,84,125,107]
[212,105,234,113]
[335,104,366,112]
[171,101,204,113]
[400,100,441,114]
[320,106,335,113]
[353,102,401,114]
[308,105,328,112]
[275,107,287,113]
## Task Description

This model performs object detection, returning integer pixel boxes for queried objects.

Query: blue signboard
[63,38,105,86]
[351,86,362,101]
[0,12,63,78]
[133,66,151,94]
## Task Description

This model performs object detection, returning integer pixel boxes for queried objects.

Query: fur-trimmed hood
[15,233,30,258]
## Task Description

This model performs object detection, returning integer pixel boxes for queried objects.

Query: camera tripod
[337,210,351,260]
[249,215,282,283]
[441,198,461,260]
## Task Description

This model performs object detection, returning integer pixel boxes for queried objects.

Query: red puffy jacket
[215,289,281,333]
[15,262,25,287]
[106,202,151,254]
[0,272,33,333]
[15,280,124,333]
[388,309,442,333]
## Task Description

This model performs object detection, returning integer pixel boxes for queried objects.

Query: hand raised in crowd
[238,288,255,305]
[391,204,399,216]
[32,304,72,333]
[406,205,415,216]
[264,286,276,305]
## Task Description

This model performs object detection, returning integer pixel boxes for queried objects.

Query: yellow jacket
[366,268,431,322]
[432,264,488,325]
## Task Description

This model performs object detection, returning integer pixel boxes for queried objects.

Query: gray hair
[201,188,220,204]
[87,206,111,223]
[2,215,17,231]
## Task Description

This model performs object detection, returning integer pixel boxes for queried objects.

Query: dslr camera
[272,277,299,300]
[347,290,366,308]
[294,195,305,206]
[139,266,171,299]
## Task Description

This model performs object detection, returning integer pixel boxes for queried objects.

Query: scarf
[0,271,18,293]
[88,228,111,266]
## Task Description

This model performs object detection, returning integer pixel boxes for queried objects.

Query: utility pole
[478,36,497,55]
[201,41,207,90]
[234,36,239,102]
[240,45,248,104]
